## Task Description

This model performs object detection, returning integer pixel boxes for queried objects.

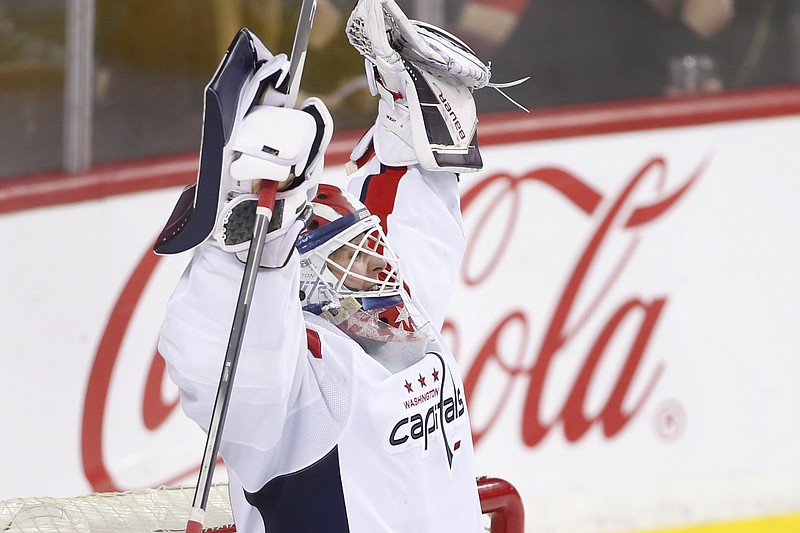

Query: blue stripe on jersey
[244,446,350,532]
[357,166,383,204]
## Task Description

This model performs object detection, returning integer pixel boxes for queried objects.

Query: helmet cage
[298,210,403,313]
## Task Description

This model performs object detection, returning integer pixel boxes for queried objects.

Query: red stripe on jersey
[453,440,461,451]
[362,166,407,235]
[306,328,322,359]
[361,166,413,297]
[356,143,375,170]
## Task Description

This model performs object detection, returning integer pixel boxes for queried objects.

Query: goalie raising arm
[158,1,506,531]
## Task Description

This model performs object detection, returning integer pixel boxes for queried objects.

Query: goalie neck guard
[296,184,431,372]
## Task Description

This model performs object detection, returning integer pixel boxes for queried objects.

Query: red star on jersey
[432,368,440,382]
[404,380,413,393]
[418,373,427,388]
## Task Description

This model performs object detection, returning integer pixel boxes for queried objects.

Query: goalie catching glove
[346,0,490,173]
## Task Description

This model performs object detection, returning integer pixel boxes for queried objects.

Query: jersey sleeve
[158,240,309,452]
[348,160,466,331]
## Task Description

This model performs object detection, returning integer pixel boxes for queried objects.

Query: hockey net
[0,484,234,533]
[0,477,523,533]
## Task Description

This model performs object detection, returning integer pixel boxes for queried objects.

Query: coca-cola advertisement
[1,108,800,532]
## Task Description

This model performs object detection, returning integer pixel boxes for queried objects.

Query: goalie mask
[296,184,432,372]
[346,0,491,173]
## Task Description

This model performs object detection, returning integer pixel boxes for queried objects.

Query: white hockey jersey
[159,147,483,532]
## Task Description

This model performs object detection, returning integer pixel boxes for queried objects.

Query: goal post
[478,476,525,533]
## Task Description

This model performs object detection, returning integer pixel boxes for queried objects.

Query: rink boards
[1,89,800,532]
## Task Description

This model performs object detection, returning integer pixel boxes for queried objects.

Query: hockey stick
[282,0,317,109]
[184,183,278,533]
[184,4,317,533]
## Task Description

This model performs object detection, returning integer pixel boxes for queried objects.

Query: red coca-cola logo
[82,155,703,490]
[451,156,703,446]
[82,250,197,491]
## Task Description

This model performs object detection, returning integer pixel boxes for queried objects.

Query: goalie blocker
[154,28,332,264]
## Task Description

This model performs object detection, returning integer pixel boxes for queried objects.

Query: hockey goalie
[152,0,513,531]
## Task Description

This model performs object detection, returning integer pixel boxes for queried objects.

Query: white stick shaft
[285,0,318,109]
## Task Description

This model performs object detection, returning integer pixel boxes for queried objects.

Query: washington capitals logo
[387,354,465,467]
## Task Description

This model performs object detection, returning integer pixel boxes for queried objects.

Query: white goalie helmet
[296,184,432,371]
[346,0,491,173]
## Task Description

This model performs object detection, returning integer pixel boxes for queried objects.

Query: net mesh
[1,478,517,532]
[0,484,234,533]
